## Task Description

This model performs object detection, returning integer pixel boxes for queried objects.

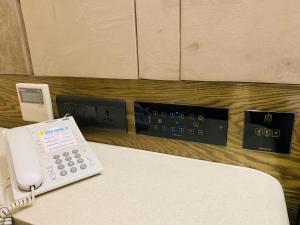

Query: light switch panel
[135,102,228,146]
[243,110,295,154]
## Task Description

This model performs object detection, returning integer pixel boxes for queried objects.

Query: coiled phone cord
[0,186,35,225]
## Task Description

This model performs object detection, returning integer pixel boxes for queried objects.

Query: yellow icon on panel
[272,129,280,138]
[187,129,194,135]
[170,127,176,133]
[39,130,45,136]
[179,113,184,119]
[264,128,272,137]
[193,122,199,128]
[255,128,263,136]
[198,115,205,121]
[264,113,272,124]
[198,130,204,136]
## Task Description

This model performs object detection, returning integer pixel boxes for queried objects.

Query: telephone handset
[6,127,43,191]
[0,117,103,224]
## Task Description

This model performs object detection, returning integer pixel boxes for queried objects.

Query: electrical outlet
[56,95,127,132]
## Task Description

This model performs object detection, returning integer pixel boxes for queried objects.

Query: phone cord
[0,186,35,225]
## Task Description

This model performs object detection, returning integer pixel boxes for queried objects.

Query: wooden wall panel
[136,0,180,80]
[19,0,138,79]
[0,0,32,75]
[181,0,300,84]
[0,75,300,224]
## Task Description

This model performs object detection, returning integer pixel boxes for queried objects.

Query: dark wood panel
[0,74,300,224]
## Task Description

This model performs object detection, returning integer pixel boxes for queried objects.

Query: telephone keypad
[67,161,75,167]
[72,149,78,154]
[65,156,72,161]
[60,170,67,176]
[77,158,84,164]
[80,164,87,170]
[62,152,69,156]
[57,164,65,170]
[53,155,60,159]
[70,167,77,173]
[55,159,62,164]
[49,146,94,179]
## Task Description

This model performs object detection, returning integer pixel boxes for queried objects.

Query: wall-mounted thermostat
[16,83,54,122]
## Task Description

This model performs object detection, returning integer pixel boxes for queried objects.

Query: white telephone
[0,117,103,224]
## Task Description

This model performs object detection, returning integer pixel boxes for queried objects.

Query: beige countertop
[0,127,289,225]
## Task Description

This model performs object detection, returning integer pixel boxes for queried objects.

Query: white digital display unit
[16,83,54,122]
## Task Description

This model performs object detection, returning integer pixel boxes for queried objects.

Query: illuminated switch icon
[264,113,273,124]
[161,112,167,117]
[170,127,176,133]
[176,112,184,119]
[153,111,158,116]
[170,112,175,118]
[193,122,199,128]
[272,129,280,138]
[157,118,163,124]
[198,130,204,136]
[175,112,184,119]
[188,129,194,135]
[179,128,185,133]
[264,128,272,137]
[255,128,264,136]
[198,115,205,121]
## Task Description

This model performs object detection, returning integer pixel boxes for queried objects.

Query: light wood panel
[136,0,180,80]
[0,75,300,224]
[0,0,32,75]
[19,0,138,79]
[181,0,300,84]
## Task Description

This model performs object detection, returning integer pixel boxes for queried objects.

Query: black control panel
[243,110,295,154]
[135,102,228,146]
[57,95,127,132]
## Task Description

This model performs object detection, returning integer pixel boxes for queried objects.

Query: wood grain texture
[136,0,180,80]
[0,0,32,75]
[19,0,138,79]
[0,75,300,224]
[181,0,300,84]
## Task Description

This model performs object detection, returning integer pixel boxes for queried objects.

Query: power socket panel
[56,95,127,132]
